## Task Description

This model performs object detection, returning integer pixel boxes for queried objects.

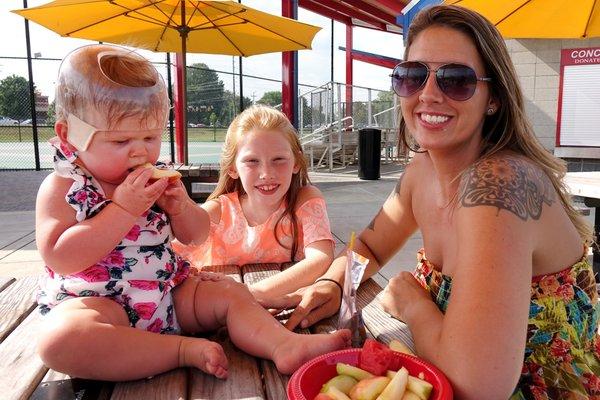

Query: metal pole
[238,0,244,112]
[239,56,244,112]
[23,0,40,170]
[232,57,237,115]
[330,19,334,83]
[179,1,188,164]
[166,53,175,163]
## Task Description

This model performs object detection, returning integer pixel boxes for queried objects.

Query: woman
[271,5,600,399]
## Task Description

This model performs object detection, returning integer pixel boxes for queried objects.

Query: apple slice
[406,376,433,400]
[401,392,422,400]
[349,376,390,400]
[321,375,358,395]
[314,394,334,400]
[336,363,374,381]
[136,162,181,182]
[388,339,415,356]
[324,386,352,400]
[385,371,433,400]
[376,367,408,400]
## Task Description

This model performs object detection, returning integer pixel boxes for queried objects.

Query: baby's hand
[112,168,168,216]
[156,179,190,217]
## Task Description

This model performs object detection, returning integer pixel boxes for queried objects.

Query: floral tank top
[173,191,334,267]
[413,249,600,399]
[38,140,189,334]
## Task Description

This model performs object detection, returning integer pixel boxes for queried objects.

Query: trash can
[358,128,381,180]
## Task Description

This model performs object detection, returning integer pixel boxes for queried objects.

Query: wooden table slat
[201,264,242,282]
[111,369,187,400]
[189,332,265,400]
[0,309,48,400]
[261,359,289,400]
[0,276,16,293]
[241,263,281,285]
[0,275,39,343]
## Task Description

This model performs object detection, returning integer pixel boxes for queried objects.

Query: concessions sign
[557,47,600,146]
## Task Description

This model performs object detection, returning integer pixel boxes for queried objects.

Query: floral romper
[413,249,600,399]
[173,191,334,267]
[38,141,190,334]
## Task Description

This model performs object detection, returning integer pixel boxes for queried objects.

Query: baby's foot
[179,337,229,379]
[272,329,351,375]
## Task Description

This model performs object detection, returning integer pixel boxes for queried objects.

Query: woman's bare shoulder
[457,152,556,221]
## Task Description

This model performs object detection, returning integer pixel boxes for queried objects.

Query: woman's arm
[385,156,544,399]
[36,174,138,274]
[280,171,419,329]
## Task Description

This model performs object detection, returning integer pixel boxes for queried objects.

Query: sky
[0,0,405,103]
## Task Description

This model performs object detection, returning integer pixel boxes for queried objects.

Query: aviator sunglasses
[391,61,492,101]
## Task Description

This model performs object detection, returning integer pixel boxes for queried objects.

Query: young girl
[35,44,350,382]
[173,105,336,304]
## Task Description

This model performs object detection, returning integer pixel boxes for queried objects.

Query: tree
[257,91,282,107]
[0,75,32,121]
[46,101,56,125]
[186,63,225,126]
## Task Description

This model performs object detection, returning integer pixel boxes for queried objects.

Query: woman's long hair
[398,5,592,243]
[209,105,310,260]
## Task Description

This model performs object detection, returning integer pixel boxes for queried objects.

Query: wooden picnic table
[174,163,220,202]
[564,171,600,277]
[0,263,414,400]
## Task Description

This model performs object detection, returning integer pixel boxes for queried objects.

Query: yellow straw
[348,231,356,252]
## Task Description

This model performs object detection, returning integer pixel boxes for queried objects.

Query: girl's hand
[112,168,168,216]
[380,271,432,322]
[156,179,190,217]
[259,280,342,330]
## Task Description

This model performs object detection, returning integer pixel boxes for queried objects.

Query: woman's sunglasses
[391,61,492,101]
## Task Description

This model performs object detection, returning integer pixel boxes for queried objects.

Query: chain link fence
[0,54,323,170]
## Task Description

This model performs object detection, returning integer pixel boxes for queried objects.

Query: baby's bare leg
[37,297,226,380]
[174,277,351,374]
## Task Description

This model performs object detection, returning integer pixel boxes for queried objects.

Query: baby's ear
[54,120,77,152]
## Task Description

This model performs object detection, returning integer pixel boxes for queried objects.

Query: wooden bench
[1,264,414,400]
[174,163,220,202]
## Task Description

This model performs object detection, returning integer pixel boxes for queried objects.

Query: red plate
[287,348,453,400]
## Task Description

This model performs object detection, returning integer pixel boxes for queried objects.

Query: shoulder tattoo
[457,157,555,221]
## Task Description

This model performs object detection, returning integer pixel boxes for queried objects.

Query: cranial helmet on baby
[55,44,169,151]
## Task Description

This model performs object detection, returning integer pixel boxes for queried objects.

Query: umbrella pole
[179,0,188,164]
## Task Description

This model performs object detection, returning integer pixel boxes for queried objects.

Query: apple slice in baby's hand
[136,163,181,182]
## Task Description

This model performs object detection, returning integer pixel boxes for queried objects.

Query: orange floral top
[173,192,334,267]
[413,249,600,399]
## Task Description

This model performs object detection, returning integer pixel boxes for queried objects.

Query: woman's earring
[487,107,495,115]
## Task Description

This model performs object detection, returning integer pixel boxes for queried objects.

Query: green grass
[0,126,227,143]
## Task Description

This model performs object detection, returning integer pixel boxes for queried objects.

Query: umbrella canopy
[13,0,321,162]
[446,0,600,39]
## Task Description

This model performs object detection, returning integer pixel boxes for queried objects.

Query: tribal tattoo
[457,157,555,221]
[367,174,404,231]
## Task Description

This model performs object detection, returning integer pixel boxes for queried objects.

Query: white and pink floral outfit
[38,139,190,334]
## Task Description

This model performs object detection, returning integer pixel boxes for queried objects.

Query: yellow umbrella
[12,0,321,162]
[446,0,600,39]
